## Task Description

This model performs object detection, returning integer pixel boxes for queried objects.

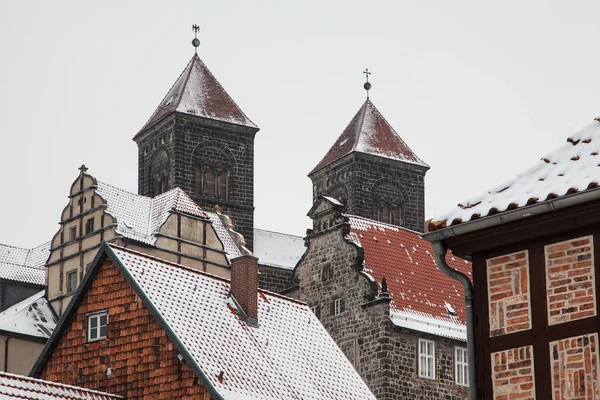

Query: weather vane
[363,68,372,99]
[192,24,200,55]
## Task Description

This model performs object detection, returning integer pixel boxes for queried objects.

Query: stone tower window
[196,165,229,200]
[378,203,401,225]
[151,150,170,196]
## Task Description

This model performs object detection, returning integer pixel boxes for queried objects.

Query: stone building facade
[288,197,470,399]
[309,99,429,232]
[134,55,259,250]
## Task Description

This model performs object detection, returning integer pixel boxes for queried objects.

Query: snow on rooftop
[431,117,600,231]
[137,55,257,135]
[0,242,49,285]
[311,99,428,174]
[109,245,375,400]
[206,211,243,260]
[347,215,470,339]
[253,229,305,270]
[0,371,122,399]
[96,183,209,245]
[0,291,56,339]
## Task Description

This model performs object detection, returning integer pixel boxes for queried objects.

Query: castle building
[134,54,259,250]
[289,97,471,399]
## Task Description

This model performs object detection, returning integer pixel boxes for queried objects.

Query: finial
[78,164,88,174]
[380,277,390,297]
[214,204,221,214]
[363,68,372,99]
[191,24,200,55]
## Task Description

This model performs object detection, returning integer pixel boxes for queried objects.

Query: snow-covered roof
[206,211,243,260]
[430,117,600,231]
[311,99,428,174]
[0,291,56,339]
[63,244,375,400]
[136,54,257,136]
[96,182,209,245]
[0,242,49,285]
[0,371,122,399]
[253,229,305,270]
[347,215,470,340]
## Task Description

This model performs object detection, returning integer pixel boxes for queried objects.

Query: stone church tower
[134,54,259,249]
[309,98,429,232]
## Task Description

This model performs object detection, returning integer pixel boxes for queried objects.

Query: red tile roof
[310,99,428,174]
[429,117,600,232]
[136,54,257,136]
[348,216,471,331]
[0,371,122,399]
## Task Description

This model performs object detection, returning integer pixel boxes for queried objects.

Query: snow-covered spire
[310,99,428,174]
[135,54,257,136]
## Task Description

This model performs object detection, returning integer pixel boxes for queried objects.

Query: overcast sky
[1,1,600,248]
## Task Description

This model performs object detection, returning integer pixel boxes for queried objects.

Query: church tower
[309,78,429,232]
[134,33,259,249]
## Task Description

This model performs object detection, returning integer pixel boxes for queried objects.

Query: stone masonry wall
[486,251,532,337]
[258,264,294,293]
[550,333,599,400]
[491,345,535,400]
[545,235,596,325]
[294,217,468,399]
[136,114,257,250]
[310,153,428,233]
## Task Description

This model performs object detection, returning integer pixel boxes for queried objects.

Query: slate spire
[135,54,256,137]
[310,99,428,174]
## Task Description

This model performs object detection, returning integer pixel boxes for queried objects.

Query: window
[418,339,435,379]
[322,265,333,282]
[85,218,94,234]
[310,304,320,319]
[67,271,77,294]
[455,347,468,386]
[333,298,344,316]
[87,311,108,342]
[69,226,77,241]
[378,203,400,225]
[197,165,229,200]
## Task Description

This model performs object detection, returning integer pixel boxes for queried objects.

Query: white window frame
[455,347,469,386]
[87,311,108,342]
[333,298,343,315]
[310,305,318,314]
[418,338,436,379]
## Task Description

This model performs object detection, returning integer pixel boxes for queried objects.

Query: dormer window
[87,311,108,342]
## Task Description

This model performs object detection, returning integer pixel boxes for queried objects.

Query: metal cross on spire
[192,24,200,55]
[363,68,372,99]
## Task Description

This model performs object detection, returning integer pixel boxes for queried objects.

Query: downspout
[4,336,10,372]
[432,241,476,400]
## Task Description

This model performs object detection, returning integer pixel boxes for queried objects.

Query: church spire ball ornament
[192,24,200,54]
[363,68,372,99]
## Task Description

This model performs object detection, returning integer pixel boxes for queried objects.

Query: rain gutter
[423,187,600,400]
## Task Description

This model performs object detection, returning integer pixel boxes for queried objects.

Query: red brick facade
[550,333,599,399]
[545,236,596,325]
[491,345,535,400]
[487,251,531,337]
[230,255,259,320]
[38,259,211,399]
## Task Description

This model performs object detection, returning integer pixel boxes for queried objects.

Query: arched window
[378,203,400,225]
[151,150,169,196]
[196,165,229,200]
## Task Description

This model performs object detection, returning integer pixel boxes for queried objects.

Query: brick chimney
[230,255,259,325]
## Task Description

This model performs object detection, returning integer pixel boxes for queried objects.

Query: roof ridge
[174,55,196,111]
[0,371,123,398]
[351,99,370,152]
[193,55,257,128]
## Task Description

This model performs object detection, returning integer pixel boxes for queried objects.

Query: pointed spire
[310,99,428,174]
[135,54,257,137]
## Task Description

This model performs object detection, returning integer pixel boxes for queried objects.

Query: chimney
[230,255,259,325]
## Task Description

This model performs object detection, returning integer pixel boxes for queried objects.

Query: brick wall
[294,216,468,399]
[136,113,257,250]
[310,152,428,233]
[550,333,599,399]
[491,345,535,400]
[258,264,294,293]
[487,251,531,337]
[230,255,258,320]
[545,235,596,325]
[38,259,210,399]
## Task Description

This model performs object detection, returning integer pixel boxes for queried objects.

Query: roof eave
[424,186,600,244]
